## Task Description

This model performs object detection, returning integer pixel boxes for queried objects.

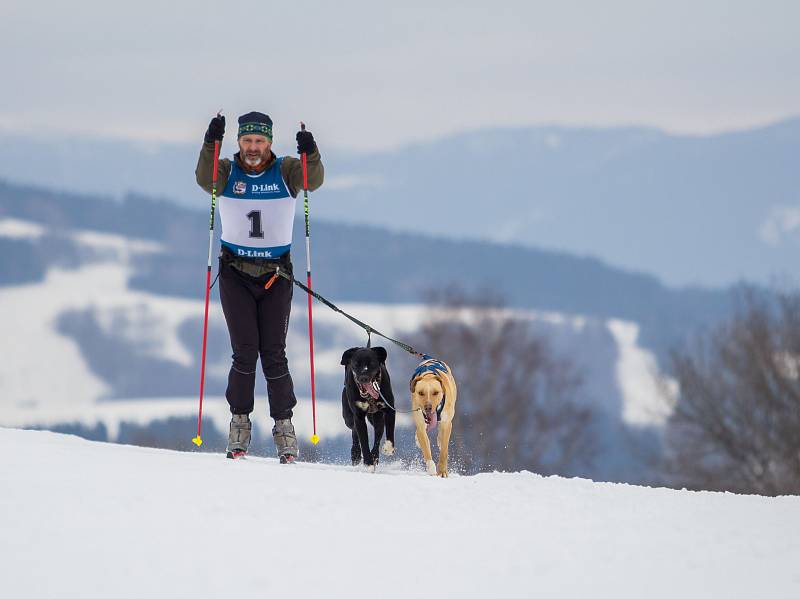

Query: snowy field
[1,427,798,599]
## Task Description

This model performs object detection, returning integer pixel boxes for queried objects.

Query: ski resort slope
[1,428,798,599]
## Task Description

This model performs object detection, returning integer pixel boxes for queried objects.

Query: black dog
[340,346,397,469]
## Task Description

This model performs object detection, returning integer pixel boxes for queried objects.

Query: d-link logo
[252,183,280,193]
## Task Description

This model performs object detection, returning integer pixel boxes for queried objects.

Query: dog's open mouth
[357,379,380,400]
[423,407,437,432]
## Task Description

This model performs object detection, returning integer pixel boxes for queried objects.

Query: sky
[1,0,799,151]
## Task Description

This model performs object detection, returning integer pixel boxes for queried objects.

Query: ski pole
[193,134,221,447]
[301,122,320,445]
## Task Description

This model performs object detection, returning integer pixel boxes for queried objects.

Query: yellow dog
[409,357,458,477]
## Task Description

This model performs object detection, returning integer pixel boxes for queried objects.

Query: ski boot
[272,418,298,464]
[226,413,251,459]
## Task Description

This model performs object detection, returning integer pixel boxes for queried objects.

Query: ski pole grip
[212,141,220,185]
[299,121,309,189]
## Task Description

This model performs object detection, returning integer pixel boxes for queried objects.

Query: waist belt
[221,247,291,278]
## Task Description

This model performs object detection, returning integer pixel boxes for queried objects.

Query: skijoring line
[374,381,420,415]
[266,266,426,359]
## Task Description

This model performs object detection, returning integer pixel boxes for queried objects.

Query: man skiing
[195,111,324,462]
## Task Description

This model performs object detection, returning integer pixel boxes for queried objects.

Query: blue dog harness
[411,355,448,380]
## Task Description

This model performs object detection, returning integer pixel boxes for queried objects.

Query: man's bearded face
[238,134,272,167]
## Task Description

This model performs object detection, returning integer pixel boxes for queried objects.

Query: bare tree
[410,286,597,476]
[664,290,800,495]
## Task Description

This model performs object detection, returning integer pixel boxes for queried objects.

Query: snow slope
[1,428,797,599]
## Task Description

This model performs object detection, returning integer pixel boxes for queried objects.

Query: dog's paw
[381,440,396,456]
[426,460,437,476]
[437,464,449,478]
[366,464,376,473]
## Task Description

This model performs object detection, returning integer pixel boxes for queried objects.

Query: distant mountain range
[1,117,798,287]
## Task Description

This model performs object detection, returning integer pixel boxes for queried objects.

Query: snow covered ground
[1,427,798,599]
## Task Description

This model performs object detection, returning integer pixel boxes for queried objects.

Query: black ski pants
[218,257,296,420]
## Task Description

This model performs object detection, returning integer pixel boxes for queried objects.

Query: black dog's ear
[373,346,388,364]
[341,347,359,366]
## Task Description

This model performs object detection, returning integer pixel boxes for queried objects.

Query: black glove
[296,129,316,154]
[204,115,225,143]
